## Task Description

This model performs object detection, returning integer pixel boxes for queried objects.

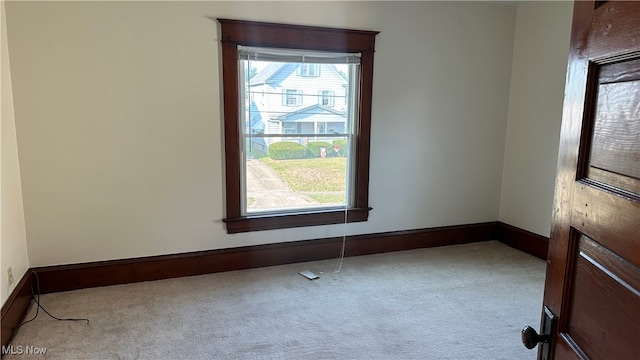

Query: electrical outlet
[7,267,14,287]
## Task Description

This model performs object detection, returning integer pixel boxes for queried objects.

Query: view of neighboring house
[245,62,350,152]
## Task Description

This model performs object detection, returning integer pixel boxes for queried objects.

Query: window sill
[223,207,371,234]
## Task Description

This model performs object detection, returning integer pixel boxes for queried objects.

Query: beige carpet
[6,241,545,359]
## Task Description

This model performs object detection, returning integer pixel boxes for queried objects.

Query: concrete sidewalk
[245,159,318,210]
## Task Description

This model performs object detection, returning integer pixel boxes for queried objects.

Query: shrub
[268,141,309,160]
[332,139,348,157]
[306,141,333,158]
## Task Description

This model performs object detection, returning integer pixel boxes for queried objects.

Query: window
[283,89,302,106]
[283,123,297,134]
[319,90,335,106]
[219,19,378,233]
[299,64,321,77]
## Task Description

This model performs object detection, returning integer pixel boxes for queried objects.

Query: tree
[250,67,258,79]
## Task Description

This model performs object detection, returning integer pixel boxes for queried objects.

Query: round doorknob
[521,325,548,349]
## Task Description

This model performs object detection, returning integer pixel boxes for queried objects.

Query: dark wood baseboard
[33,222,499,295]
[1,221,547,349]
[497,222,549,260]
[1,270,33,351]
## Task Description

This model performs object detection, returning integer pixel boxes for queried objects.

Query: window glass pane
[240,59,357,214]
[244,135,349,213]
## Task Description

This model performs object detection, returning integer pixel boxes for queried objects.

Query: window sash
[239,60,358,216]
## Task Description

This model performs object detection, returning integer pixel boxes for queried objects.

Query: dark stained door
[542,1,640,359]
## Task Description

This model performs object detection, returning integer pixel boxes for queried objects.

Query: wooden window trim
[218,19,378,234]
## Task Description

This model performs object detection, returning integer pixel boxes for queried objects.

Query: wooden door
[536,1,640,359]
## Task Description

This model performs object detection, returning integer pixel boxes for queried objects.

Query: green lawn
[260,157,346,193]
[307,193,346,204]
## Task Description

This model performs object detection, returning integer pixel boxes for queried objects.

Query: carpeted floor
[5,241,545,359]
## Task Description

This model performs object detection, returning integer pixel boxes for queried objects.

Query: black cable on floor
[14,271,89,330]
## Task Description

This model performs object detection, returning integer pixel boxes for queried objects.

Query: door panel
[554,338,582,360]
[540,1,640,359]
[586,58,640,195]
[565,235,640,359]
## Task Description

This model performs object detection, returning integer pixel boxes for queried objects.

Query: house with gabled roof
[247,62,349,147]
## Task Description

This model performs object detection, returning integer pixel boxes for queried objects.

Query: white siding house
[246,63,349,148]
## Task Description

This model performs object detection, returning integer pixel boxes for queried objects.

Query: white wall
[5,1,517,267]
[1,0,29,306]
[499,1,573,237]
